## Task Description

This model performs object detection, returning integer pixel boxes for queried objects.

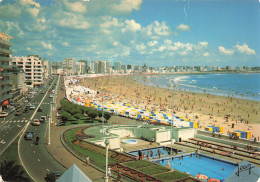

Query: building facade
[0,32,13,112]
[64,58,75,75]
[75,62,86,75]
[114,61,121,73]
[11,56,44,88]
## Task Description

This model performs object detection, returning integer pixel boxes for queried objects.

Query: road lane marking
[33,151,35,153]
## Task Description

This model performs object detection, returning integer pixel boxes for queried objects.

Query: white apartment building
[11,56,44,88]
[42,60,50,79]
[64,58,75,75]
[114,61,121,73]
[75,62,86,75]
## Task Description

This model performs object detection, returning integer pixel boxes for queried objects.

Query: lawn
[154,171,189,181]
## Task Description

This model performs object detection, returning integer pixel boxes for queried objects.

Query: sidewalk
[46,76,111,182]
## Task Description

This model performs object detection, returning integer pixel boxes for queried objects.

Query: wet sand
[79,75,260,140]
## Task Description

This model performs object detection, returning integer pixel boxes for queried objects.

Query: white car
[32,119,40,126]
[0,112,8,117]
[49,94,53,98]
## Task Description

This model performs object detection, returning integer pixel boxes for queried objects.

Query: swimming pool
[127,147,184,159]
[154,154,237,181]
[122,139,137,144]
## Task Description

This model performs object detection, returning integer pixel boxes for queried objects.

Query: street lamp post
[104,139,110,182]
[101,87,105,139]
[169,80,177,171]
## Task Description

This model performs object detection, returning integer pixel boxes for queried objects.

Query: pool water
[154,154,237,181]
[128,147,183,159]
[122,139,137,144]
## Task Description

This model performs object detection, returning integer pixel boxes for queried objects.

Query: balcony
[0,56,11,62]
[1,79,12,85]
[0,38,12,47]
[0,64,11,69]
[0,85,12,93]
[0,93,12,103]
[0,47,12,54]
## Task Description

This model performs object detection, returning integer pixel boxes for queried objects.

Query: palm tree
[0,160,30,181]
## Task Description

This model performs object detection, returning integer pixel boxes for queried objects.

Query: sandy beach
[79,75,260,140]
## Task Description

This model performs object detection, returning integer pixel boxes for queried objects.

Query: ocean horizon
[135,73,260,101]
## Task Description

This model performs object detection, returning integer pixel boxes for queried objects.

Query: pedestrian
[86,156,89,166]
[253,137,257,144]
[158,149,161,159]
[108,166,111,178]
[138,150,142,160]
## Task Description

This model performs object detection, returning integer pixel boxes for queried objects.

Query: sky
[0,0,259,67]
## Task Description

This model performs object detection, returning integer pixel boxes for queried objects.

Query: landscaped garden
[59,99,111,126]
[62,126,198,182]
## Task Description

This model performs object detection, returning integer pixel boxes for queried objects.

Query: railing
[0,47,12,54]
[0,56,11,62]
[0,38,12,47]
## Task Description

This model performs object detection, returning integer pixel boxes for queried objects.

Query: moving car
[0,112,8,117]
[40,116,47,122]
[32,119,40,126]
[37,107,43,112]
[25,131,34,140]
[41,91,44,94]
[29,105,36,110]
[49,94,53,98]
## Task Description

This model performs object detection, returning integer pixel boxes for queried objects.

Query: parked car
[29,105,36,110]
[41,91,44,94]
[40,116,47,123]
[32,119,40,126]
[23,108,29,113]
[37,107,43,112]
[49,94,53,98]
[0,112,8,117]
[15,111,21,116]
[24,131,34,140]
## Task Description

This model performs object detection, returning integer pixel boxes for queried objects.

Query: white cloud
[136,43,146,51]
[153,21,170,36]
[199,42,208,47]
[113,41,120,46]
[147,41,158,47]
[176,24,190,31]
[164,39,172,45]
[235,43,256,55]
[143,21,171,38]
[113,0,142,13]
[64,1,86,13]
[20,0,40,8]
[59,13,90,29]
[100,17,123,29]
[41,41,53,50]
[218,46,234,55]
[62,42,69,47]
[28,8,39,17]
[121,19,141,33]
[26,47,31,51]
[158,45,166,52]
[203,52,209,56]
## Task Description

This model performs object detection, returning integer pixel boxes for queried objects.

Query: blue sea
[134,73,260,101]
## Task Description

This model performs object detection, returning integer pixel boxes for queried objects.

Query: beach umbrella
[207,179,220,182]
[197,174,208,180]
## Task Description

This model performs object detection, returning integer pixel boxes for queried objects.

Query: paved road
[0,83,51,156]
[19,75,66,182]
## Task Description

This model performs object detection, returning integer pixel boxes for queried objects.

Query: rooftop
[0,32,14,42]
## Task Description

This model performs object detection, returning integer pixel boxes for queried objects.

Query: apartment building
[75,61,86,75]
[114,61,121,73]
[0,32,13,111]
[11,56,44,88]
[64,58,75,75]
